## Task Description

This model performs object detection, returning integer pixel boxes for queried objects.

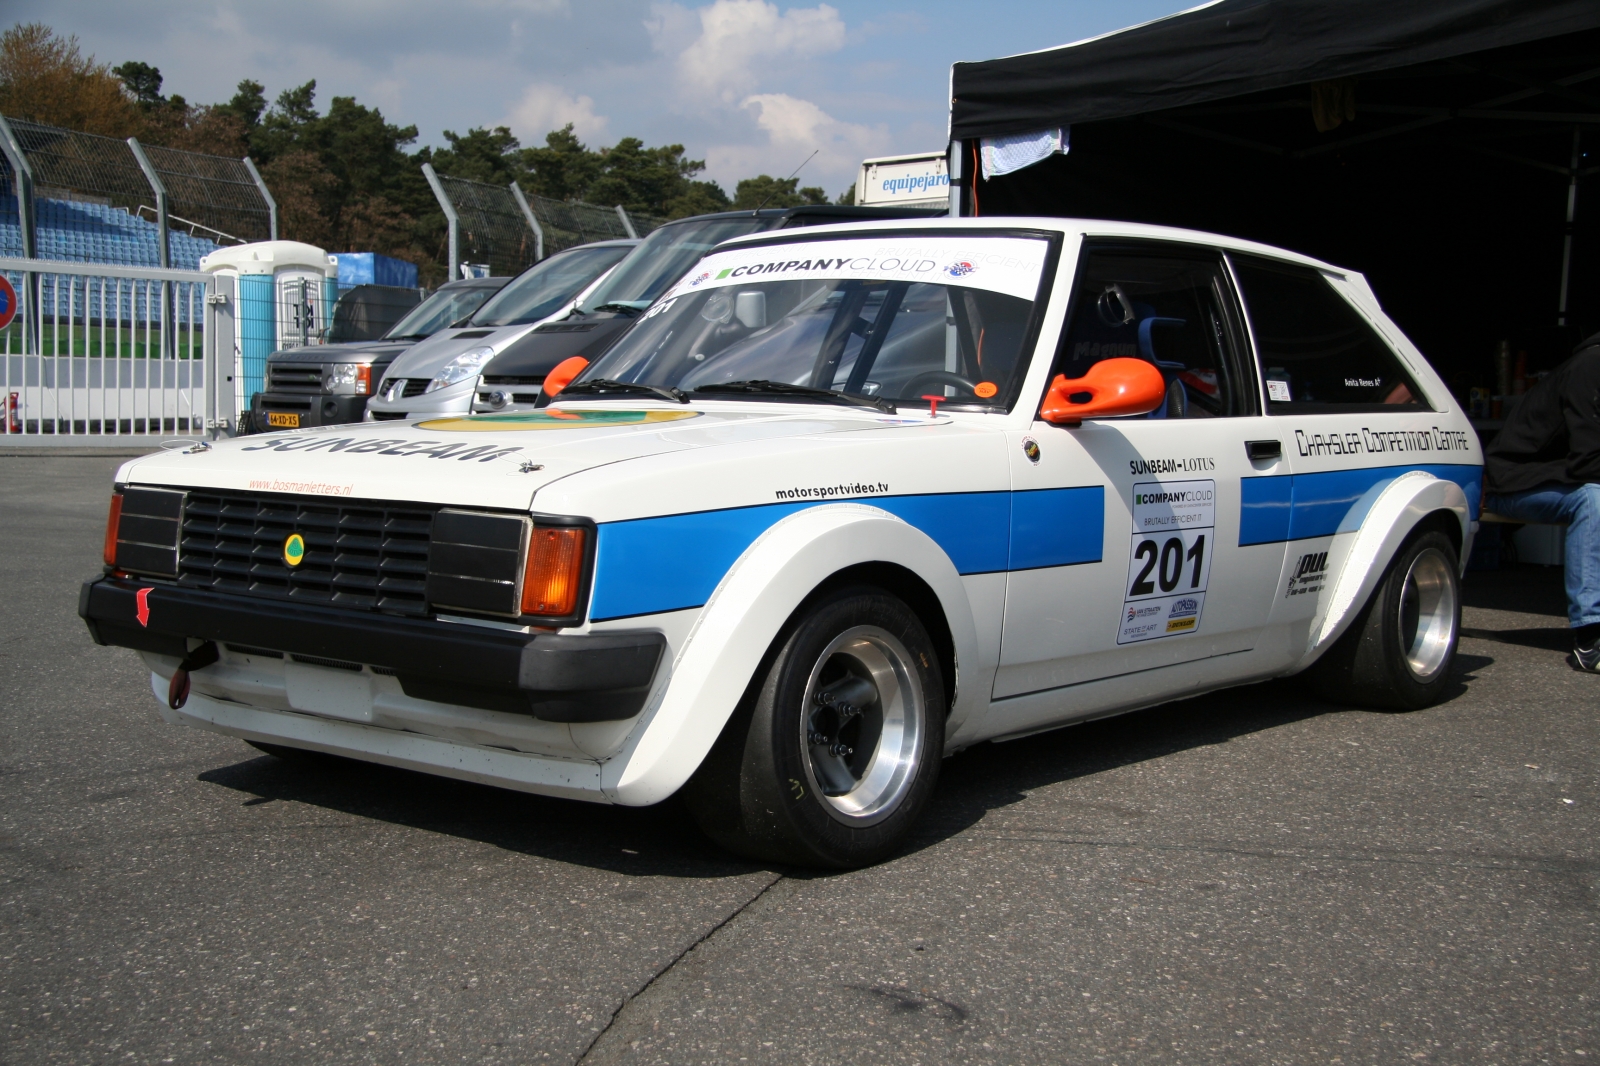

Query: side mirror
[1039,357,1166,425]
[542,356,589,397]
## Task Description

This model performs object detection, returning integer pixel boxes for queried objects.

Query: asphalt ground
[2,454,1595,1065]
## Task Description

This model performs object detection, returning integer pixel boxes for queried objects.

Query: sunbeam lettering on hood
[240,436,524,461]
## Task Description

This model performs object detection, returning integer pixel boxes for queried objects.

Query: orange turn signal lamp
[521,526,586,617]
[103,491,123,566]
[355,364,372,396]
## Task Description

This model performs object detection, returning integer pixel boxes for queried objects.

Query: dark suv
[251,275,507,430]
[473,205,944,412]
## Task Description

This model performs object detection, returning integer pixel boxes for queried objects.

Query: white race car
[82,218,1482,867]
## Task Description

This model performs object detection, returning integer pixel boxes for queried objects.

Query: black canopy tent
[948,0,1600,397]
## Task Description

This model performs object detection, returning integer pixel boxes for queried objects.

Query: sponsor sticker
[1285,549,1330,598]
[664,236,1049,302]
[1118,480,1215,644]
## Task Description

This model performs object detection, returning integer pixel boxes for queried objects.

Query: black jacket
[1486,333,1600,494]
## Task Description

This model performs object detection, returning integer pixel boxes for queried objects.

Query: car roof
[714,215,1350,277]
[655,204,947,228]
[437,276,511,291]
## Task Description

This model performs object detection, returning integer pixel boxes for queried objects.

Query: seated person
[1484,332,1600,673]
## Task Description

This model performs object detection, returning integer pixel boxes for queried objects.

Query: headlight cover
[328,363,372,394]
[427,346,495,393]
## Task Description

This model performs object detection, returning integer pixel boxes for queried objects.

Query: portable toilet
[200,241,338,415]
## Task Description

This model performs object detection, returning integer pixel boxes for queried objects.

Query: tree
[0,23,139,136]
[111,60,162,108]
[429,126,522,185]
[427,123,733,220]
[215,80,267,133]
[584,137,730,219]
[732,175,829,210]
[519,125,602,202]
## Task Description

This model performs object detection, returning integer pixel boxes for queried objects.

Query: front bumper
[79,577,664,722]
[364,378,476,421]
[252,391,369,428]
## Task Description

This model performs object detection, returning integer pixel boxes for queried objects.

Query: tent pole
[948,140,963,217]
[1558,126,1581,328]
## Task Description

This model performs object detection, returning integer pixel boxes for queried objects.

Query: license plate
[267,412,300,428]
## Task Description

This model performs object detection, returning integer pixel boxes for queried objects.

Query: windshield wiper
[587,303,644,316]
[558,378,688,403]
[693,380,896,414]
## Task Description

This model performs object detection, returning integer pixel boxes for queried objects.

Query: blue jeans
[1484,482,1600,628]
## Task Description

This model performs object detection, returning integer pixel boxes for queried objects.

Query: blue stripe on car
[1239,464,1480,547]
[589,487,1104,621]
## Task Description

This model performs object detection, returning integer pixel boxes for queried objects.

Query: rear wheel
[1308,529,1460,710]
[684,587,945,868]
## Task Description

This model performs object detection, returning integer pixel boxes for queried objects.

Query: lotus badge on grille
[282,533,306,567]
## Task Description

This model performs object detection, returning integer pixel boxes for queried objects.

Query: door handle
[1246,439,1281,461]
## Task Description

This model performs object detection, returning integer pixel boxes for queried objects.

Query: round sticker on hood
[416,409,702,432]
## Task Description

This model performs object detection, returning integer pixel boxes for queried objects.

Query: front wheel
[684,587,946,868]
[1307,529,1461,710]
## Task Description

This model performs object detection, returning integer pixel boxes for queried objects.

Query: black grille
[402,379,430,398]
[269,364,323,390]
[178,490,435,616]
[481,375,545,386]
[371,411,407,421]
[116,487,184,576]
[534,322,599,333]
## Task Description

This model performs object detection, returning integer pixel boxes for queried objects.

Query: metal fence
[423,165,666,280]
[0,256,236,440]
[0,114,274,275]
[140,142,274,247]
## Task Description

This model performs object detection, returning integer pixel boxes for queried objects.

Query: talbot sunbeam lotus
[81,219,1481,868]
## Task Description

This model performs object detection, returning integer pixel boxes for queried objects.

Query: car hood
[480,314,636,379]
[381,324,537,380]
[268,340,412,362]
[119,405,933,512]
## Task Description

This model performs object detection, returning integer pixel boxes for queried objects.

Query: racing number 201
[1130,534,1206,596]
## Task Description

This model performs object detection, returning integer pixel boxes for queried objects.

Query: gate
[0,256,237,441]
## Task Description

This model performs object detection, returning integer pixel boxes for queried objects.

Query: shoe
[1575,639,1600,674]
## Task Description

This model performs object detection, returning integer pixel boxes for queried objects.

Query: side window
[1058,249,1249,418]
[1229,255,1428,412]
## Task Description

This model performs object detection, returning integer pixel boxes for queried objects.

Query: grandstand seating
[1,193,219,326]
[0,193,218,269]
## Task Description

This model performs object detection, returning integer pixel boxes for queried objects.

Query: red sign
[0,276,14,330]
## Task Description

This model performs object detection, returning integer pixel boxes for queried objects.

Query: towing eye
[167,641,219,710]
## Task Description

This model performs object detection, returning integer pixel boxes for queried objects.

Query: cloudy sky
[16,0,1190,196]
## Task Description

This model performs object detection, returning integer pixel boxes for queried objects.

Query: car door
[988,242,1291,729]
[1226,253,1478,654]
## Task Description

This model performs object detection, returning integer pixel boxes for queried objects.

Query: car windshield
[470,244,633,327]
[384,285,500,340]
[576,217,777,312]
[572,233,1051,410]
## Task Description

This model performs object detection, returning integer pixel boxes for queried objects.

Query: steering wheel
[902,370,980,397]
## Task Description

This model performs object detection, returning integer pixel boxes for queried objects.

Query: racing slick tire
[1308,529,1461,711]
[684,586,945,869]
